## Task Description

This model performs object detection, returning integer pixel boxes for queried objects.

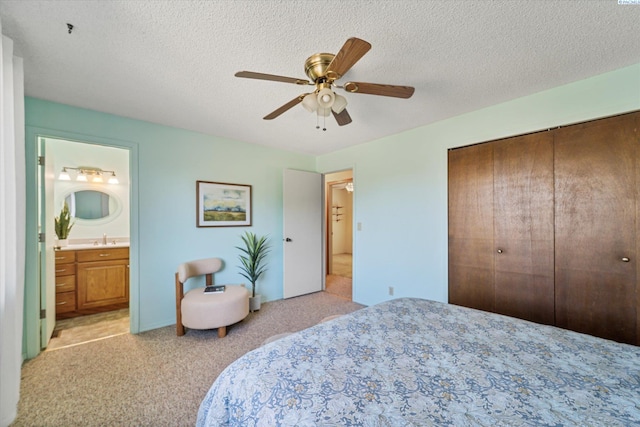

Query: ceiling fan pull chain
[323,113,327,131]
[316,112,320,130]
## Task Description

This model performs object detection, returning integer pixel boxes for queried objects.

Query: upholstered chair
[175,257,249,337]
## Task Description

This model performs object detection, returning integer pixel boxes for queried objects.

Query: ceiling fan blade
[235,71,311,85]
[343,82,415,98]
[332,109,352,126]
[263,95,305,120]
[325,37,372,80]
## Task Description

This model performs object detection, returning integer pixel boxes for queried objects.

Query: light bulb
[332,94,347,114]
[58,168,71,180]
[108,173,119,184]
[317,107,330,117]
[316,88,335,109]
[76,172,87,182]
[92,173,103,183]
[301,93,318,112]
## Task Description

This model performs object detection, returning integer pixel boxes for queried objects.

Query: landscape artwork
[196,181,252,227]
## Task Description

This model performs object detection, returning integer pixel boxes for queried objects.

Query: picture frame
[196,181,252,227]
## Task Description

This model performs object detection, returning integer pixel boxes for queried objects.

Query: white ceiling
[1,1,639,155]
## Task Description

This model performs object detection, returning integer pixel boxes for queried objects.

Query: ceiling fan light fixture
[316,88,335,109]
[317,107,331,117]
[301,93,318,112]
[332,93,347,114]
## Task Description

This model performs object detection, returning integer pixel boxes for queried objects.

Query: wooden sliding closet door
[448,143,494,312]
[493,133,555,325]
[555,113,639,344]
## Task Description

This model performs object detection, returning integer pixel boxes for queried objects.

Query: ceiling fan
[235,37,415,129]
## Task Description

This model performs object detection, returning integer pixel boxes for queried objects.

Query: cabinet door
[448,143,494,312]
[493,133,555,325]
[555,113,639,344]
[77,259,129,310]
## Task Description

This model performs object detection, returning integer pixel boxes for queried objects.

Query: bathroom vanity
[55,245,129,319]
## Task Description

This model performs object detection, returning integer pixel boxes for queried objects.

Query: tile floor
[47,308,130,351]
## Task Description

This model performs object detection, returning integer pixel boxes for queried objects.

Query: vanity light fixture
[107,172,119,184]
[58,166,119,184]
[58,167,71,180]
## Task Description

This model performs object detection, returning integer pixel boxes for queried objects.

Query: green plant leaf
[236,231,270,298]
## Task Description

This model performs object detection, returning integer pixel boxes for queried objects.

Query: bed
[197,297,640,426]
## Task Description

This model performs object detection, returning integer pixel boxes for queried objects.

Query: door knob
[497,249,503,254]
[284,237,292,242]
[622,257,630,262]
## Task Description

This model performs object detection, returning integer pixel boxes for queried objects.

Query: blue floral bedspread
[197,298,640,426]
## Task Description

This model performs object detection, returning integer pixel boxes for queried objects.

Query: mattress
[197,297,640,426]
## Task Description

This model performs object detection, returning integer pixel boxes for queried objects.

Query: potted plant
[237,231,270,311]
[54,201,74,247]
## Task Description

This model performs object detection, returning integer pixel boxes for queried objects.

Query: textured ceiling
[1,0,639,155]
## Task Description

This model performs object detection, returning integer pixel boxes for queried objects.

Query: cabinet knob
[497,249,503,254]
[622,257,630,262]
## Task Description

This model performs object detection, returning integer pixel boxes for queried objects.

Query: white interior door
[39,138,56,348]
[283,169,322,298]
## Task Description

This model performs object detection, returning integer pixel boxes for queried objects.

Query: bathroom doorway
[325,170,353,300]
[41,137,131,350]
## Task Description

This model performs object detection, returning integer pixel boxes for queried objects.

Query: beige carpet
[47,309,130,350]
[325,274,352,300]
[332,253,352,278]
[326,253,352,299]
[13,292,364,427]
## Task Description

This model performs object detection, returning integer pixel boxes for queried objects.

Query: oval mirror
[64,189,121,223]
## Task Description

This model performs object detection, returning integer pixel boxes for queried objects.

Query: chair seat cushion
[181,285,249,330]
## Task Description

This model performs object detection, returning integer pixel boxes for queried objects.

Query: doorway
[324,170,353,300]
[41,137,131,349]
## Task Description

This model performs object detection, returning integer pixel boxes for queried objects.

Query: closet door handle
[622,257,630,262]
[496,249,503,254]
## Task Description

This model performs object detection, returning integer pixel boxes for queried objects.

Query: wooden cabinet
[54,247,129,318]
[55,250,77,316]
[449,111,640,345]
[77,248,129,311]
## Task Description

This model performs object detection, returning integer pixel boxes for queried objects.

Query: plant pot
[249,294,262,312]
[57,239,69,248]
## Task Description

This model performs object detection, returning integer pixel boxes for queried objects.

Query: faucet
[102,233,107,245]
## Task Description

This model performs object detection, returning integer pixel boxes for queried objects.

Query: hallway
[326,253,352,300]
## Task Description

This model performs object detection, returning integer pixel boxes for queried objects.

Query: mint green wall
[24,99,315,353]
[317,63,640,307]
[23,63,640,356]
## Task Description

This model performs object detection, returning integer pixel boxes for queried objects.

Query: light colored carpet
[13,292,364,427]
[325,274,352,300]
[47,309,130,350]
[332,253,352,278]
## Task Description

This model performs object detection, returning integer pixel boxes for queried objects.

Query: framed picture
[196,181,252,227]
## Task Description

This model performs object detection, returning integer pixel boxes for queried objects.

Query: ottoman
[181,285,249,338]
